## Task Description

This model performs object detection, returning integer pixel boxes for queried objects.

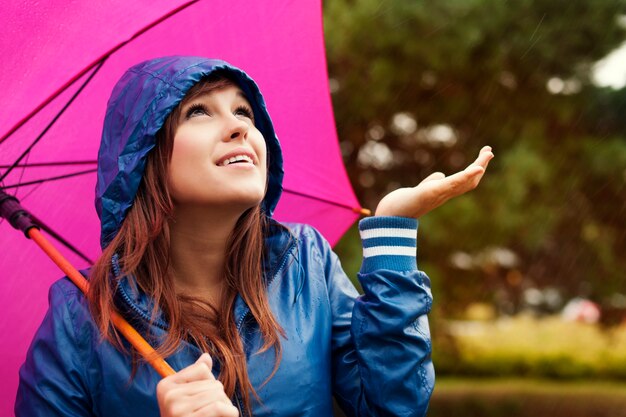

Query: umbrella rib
[0,60,106,183]
[12,146,33,198]
[0,0,202,147]
[0,160,97,168]
[282,187,369,214]
[28,213,94,265]
[2,168,97,189]
[6,177,368,210]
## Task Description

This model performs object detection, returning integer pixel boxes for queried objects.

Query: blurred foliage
[324,0,626,313]
[434,315,626,379]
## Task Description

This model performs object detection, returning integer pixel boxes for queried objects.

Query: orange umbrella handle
[28,228,175,378]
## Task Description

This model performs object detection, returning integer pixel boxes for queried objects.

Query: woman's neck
[168,204,243,306]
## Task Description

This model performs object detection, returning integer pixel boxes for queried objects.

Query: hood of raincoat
[96,56,284,249]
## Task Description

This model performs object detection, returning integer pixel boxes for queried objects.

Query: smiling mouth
[218,154,255,166]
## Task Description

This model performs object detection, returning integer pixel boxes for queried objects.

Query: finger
[195,353,214,373]
[189,386,233,408]
[158,380,229,415]
[443,166,485,196]
[465,165,485,176]
[157,383,196,416]
[471,146,494,170]
[421,172,446,183]
[448,164,484,183]
[192,401,239,417]
[170,356,215,384]
[173,380,221,397]
[191,379,228,398]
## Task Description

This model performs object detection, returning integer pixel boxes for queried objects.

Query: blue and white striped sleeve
[359,216,418,272]
[331,216,434,417]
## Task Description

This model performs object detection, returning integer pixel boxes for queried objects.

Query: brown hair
[88,76,284,415]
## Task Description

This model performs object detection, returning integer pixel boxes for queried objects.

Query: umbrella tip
[353,207,372,217]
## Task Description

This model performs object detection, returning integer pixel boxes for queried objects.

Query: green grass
[435,315,626,379]
[430,378,626,417]
[436,377,626,395]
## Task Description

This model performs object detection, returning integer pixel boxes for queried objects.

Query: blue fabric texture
[15,56,434,417]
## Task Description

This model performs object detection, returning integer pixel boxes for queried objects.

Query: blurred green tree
[324,0,626,315]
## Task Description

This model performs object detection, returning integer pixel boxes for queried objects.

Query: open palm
[375,146,494,218]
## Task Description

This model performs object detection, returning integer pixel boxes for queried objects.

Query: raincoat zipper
[232,237,296,417]
[234,389,246,417]
[235,236,296,332]
[111,254,169,330]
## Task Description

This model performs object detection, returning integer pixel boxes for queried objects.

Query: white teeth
[221,154,253,166]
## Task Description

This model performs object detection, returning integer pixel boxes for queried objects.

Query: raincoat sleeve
[15,278,94,417]
[328,216,434,417]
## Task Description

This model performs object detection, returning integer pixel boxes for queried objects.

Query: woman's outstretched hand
[375,146,494,218]
[157,353,239,417]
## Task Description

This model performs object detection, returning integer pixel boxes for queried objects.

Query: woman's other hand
[375,146,494,218]
[157,353,239,417]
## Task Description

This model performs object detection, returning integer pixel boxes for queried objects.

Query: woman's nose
[225,117,249,141]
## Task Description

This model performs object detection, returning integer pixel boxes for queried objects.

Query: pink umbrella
[0,1,364,414]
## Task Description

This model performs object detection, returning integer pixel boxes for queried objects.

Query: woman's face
[167,84,267,210]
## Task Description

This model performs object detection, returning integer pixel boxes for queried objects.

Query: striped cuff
[359,216,418,272]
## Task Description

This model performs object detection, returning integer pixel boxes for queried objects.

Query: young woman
[15,56,493,417]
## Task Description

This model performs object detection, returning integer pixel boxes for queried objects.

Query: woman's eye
[185,104,209,119]
[234,105,255,122]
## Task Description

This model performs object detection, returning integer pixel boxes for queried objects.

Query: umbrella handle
[28,228,176,377]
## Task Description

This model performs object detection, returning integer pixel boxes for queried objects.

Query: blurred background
[323,0,626,415]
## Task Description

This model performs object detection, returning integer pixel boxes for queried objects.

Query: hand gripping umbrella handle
[0,189,175,378]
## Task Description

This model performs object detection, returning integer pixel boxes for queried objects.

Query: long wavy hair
[88,75,285,415]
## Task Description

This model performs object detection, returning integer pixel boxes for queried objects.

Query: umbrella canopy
[0,1,361,413]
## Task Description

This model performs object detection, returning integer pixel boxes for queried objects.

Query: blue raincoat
[15,56,434,416]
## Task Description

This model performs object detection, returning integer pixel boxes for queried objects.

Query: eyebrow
[179,90,252,118]
[237,90,253,106]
